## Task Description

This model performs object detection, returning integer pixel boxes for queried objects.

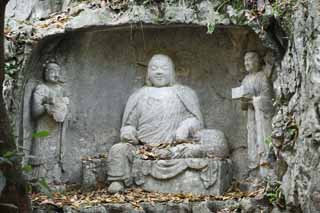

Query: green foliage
[205,10,228,34]
[0,151,19,166]
[36,178,52,197]
[225,5,247,24]
[267,186,281,203]
[265,180,286,208]
[0,157,13,166]
[4,61,18,75]
[270,0,298,35]
[206,0,297,35]
[22,164,32,173]
[216,0,244,12]
[0,131,52,199]
[207,23,215,34]
[32,130,49,138]
[264,136,272,147]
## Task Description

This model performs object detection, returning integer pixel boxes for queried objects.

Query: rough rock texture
[6,0,71,20]
[81,157,108,190]
[271,0,320,212]
[10,0,320,211]
[33,198,281,213]
[32,200,250,213]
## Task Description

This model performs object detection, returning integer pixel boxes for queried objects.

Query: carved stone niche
[21,25,269,189]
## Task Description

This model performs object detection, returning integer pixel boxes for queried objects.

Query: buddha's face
[148,55,174,87]
[45,63,60,83]
[244,52,260,73]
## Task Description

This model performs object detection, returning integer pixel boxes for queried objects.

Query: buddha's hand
[176,118,201,142]
[175,126,189,142]
[120,126,139,145]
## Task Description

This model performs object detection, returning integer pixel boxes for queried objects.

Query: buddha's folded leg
[170,144,204,158]
[107,143,136,183]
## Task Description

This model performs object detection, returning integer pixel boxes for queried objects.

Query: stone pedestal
[81,157,108,190]
[132,158,232,195]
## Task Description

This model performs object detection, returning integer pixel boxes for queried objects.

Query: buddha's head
[146,54,176,87]
[44,62,60,83]
[244,51,261,73]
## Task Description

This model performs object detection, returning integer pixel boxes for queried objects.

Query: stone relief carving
[107,54,231,194]
[30,61,69,184]
[311,38,320,84]
[232,51,274,177]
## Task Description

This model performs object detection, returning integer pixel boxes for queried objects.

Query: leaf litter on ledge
[32,185,265,210]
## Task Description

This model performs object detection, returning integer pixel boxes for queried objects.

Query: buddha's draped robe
[122,86,202,144]
[107,85,203,183]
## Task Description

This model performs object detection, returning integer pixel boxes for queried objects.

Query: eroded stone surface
[81,158,108,190]
[19,26,265,184]
[133,158,232,195]
[232,51,274,178]
[4,0,281,193]
[33,199,277,213]
[271,0,320,211]
[29,62,69,184]
[106,54,231,194]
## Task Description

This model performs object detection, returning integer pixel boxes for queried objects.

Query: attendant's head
[146,54,175,87]
[244,51,261,73]
[44,62,60,83]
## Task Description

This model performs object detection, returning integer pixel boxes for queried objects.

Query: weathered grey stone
[191,202,211,213]
[232,51,274,178]
[29,62,69,185]
[3,0,280,187]
[104,204,145,213]
[6,0,72,21]
[35,199,274,213]
[18,25,268,185]
[79,206,107,213]
[81,157,108,190]
[132,158,232,195]
[267,0,320,211]
[107,181,124,194]
[106,54,231,194]
[6,0,35,20]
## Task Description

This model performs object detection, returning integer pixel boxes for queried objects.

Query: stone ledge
[33,198,279,213]
[33,200,241,213]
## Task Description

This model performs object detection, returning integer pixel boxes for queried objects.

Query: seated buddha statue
[107,54,229,193]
